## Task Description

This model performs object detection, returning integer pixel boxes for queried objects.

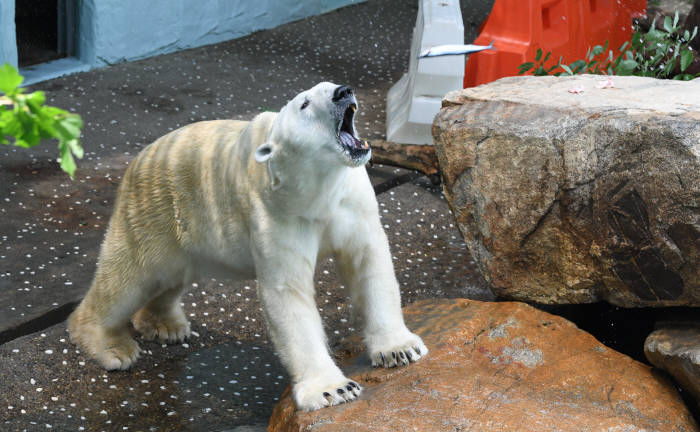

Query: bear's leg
[257,278,361,411]
[335,224,428,368]
[253,229,361,411]
[68,267,153,371]
[132,285,190,343]
[67,236,178,371]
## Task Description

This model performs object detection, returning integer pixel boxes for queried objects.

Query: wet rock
[635,0,694,32]
[688,1,700,52]
[433,75,700,307]
[268,298,698,432]
[645,326,700,406]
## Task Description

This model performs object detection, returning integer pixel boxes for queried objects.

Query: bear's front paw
[293,376,362,411]
[368,330,428,368]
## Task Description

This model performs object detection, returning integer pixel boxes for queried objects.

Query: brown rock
[646,326,700,405]
[688,1,700,53]
[433,75,700,307]
[268,299,698,432]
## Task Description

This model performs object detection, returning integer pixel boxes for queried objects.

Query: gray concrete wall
[1,0,363,69]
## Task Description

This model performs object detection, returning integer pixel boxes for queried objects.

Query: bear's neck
[268,154,353,218]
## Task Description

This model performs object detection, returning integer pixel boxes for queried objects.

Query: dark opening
[16,0,70,67]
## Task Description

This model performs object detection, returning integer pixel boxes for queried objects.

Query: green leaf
[16,110,40,147]
[543,51,551,63]
[649,51,664,67]
[54,115,83,142]
[535,48,542,61]
[592,45,604,56]
[25,91,46,112]
[663,58,675,77]
[684,30,690,41]
[0,63,23,96]
[631,32,642,50]
[569,59,587,74]
[647,28,664,43]
[66,138,84,159]
[673,11,679,30]
[663,15,673,33]
[616,59,638,75]
[560,64,573,75]
[517,62,535,74]
[680,48,693,72]
[58,140,77,178]
[14,138,30,148]
[0,109,21,137]
[691,26,698,41]
[672,73,694,80]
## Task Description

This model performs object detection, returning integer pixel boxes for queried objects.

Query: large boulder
[268,299,698,431]
[645,326,700,406]
[433,75,700,307]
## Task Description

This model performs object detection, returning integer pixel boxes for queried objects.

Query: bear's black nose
[332,85,353,102]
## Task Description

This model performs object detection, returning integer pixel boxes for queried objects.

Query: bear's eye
[301,99,310,110]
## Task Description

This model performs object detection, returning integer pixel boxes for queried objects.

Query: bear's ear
[254,142,274,163]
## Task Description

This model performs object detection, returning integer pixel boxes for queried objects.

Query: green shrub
[0,63,83,178]
[518,12,699,80]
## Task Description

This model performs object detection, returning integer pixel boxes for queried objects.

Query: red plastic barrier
[464,0,646,88]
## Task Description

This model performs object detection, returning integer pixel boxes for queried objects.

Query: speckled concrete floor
[0,0,494,430]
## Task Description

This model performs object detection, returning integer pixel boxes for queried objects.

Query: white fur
[68,82,427,411]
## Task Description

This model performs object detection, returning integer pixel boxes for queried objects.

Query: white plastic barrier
[386,0,464,145]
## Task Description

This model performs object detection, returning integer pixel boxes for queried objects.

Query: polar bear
[68,82,428,411]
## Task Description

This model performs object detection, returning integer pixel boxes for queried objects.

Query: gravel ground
[0,1,494,430]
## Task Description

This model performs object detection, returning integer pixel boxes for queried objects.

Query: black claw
[406,351,414,361]
[380,353,386,364]
[323,392,331,398]
[346,385,353,392]
[414,346,421,355]
[399,351,406,359]
[337,388,345,395]
[350,381,359,389]
[392,352,396,359]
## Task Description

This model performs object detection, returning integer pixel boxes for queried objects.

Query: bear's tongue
[340,130,363,150]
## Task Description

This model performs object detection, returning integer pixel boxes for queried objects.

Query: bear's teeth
[350,104,356,113]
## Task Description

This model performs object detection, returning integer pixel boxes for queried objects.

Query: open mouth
[337,103,370,157]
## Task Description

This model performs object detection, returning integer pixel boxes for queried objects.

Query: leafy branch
[0,63,84,178]
[518,11,699,80]
[517,49,562,76]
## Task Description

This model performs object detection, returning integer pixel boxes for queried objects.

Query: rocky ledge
[433,75,700,307]
[268,299,698,431]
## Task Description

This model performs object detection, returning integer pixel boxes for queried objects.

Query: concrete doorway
[15,0,71,67]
